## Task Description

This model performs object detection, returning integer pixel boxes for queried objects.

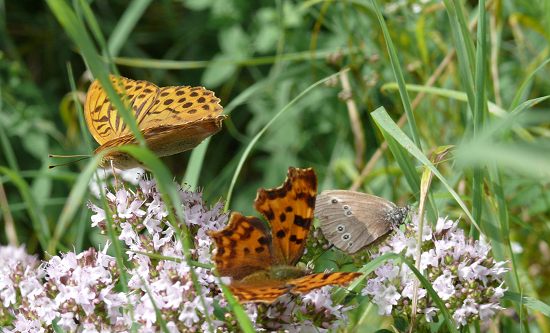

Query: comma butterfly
[84,75,225,169]
[209,167,361,303]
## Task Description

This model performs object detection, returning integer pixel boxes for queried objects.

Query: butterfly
[315,190,409,254]
[209,167,361,303]
[84,75,226,169]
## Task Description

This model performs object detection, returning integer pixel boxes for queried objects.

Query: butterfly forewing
[254,167,317,266]
[316,190,402,254]
[208,213,274,280]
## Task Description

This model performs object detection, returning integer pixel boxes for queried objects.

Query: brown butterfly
[315,190,409,254]
[84,75,226,169]
[209,167,361,303]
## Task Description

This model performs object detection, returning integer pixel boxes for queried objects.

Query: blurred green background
[2,0,550,330]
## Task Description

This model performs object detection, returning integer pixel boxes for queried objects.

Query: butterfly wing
[138,85,223,130]
[316,190,399,254]
[289,272,362,293]
[254,167,317,266]
[84,75,225,168]
[229,280,290,303]
[84,76,159,145]
[209,212,274,280]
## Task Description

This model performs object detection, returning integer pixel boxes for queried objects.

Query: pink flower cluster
[2,175,353,332]
[362,216,507,328]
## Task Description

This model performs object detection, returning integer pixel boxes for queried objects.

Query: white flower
[432,269,455,300]
[479,303,504,320]
[0,276,16,307]
[373,284,401,315]
[9,314,45,333]
[401,281,426,300]
[115,189,145,219]
[491,282,507,301]
[363,215,507,328]
[57,312,78,331]
[119,222,138,246]
[179,299,200,326]
[490,261,508,277]
[302,286,338,312]
[88,202,106,227]
[435,216,456,233]
[420,249,439,270]
[424,307,438,322]
[452,306,468,326]
[375,263,400,280]
[362,278,384,296]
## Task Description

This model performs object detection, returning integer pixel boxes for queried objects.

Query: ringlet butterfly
[315,190,409,254]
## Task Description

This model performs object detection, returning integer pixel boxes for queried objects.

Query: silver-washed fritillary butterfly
[84,75,225,169]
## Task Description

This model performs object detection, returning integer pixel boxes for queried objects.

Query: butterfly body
[238,265,305,284]
[315,190,409,254]
[209,168,361,303]
[84,75,225,169]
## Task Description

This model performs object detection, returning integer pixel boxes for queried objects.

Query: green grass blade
[471,0,488,232]
[371,107,478,229]
[46,0,145,146]
[224,70,343,210]
[504,292,550,318]
[107,0,152,56]
[510,58,550,110]
[0,167,50,249]
[347,253,458,333]
[183,80,268,188]
[369,0,421,148]
[183,138,210,189]
[49,154,103,253]
[380,82,536,141]
[117,145,225,331]
[0,120,19,171]
[442,0,475,111]
[113,47,359,69]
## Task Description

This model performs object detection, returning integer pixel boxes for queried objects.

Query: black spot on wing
[293,215,311,228]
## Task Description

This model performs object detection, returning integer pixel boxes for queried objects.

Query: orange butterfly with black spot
[84,75,225,169]
[209,167,361,303]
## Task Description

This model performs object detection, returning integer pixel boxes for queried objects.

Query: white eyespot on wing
[316,190,400,254]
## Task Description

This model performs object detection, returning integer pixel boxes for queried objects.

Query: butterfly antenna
[48,156,90,169]
[109,160,120,188]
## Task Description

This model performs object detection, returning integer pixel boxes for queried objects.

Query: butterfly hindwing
[208,212,274,280]
[289,272,362,293]
[84,76,158,145]
[254,167,317,266]
[229,281,290,303]
[316,190,402,254]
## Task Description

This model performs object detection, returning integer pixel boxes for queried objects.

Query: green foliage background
[1,0,550,331]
